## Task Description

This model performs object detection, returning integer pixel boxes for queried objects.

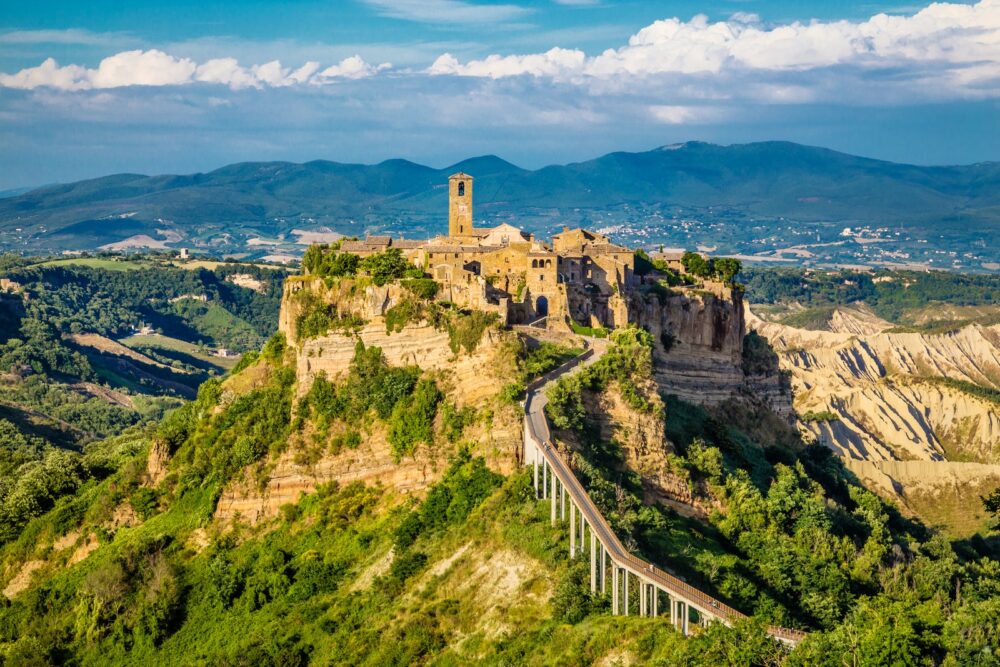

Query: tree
[983,487,1000,527]
[681,251,712,278]
[713,257,742,284]
[359,249,420,286]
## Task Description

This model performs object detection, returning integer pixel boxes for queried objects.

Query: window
[458,181,465,196]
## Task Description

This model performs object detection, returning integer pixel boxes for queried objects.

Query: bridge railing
[524,346,808,645]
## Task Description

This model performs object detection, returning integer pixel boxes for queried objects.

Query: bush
[129,487,159,519]
[401,278,439,300]
[389,550,428,583]
[359,249,423,286]
[800,411,839,423]
[387,379,442,460]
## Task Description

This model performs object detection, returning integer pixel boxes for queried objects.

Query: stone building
[330,171,639,331]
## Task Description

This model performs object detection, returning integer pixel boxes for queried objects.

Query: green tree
[681,251,712,278]
[713,257,742,283]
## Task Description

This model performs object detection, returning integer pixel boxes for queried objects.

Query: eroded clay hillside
[749,307,1000,532]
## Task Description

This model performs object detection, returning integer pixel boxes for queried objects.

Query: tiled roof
[393,239,425,249]
[339,241,369,252]
[365,235,391,245]
[424,245,485,253]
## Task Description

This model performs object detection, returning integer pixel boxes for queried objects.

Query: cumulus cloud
[315,56,393,82]
[431,0,1000,98]
[0,51,388,91]
[430,48,586,78]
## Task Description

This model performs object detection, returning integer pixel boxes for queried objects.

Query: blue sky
[1,0,999,189]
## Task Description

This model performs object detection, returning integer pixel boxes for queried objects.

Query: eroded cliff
[214,279,523,523]
[750,311,1000,464]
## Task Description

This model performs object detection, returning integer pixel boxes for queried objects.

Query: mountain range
[2,141,999,255]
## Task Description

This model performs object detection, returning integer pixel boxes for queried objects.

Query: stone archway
[536,295,548,317]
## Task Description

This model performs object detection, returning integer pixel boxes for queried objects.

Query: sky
[1,0,999,189]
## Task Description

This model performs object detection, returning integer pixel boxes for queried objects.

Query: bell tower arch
[449,172,473,237]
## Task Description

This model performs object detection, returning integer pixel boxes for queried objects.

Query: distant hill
[1,141,998,255]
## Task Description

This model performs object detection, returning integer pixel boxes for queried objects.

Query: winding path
[522,340,807,645]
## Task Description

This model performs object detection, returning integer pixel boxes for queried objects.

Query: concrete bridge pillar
[550,471,557,526]
[600,547,606,594]
[612,566,619,615]
[673,601,688,636]
[652,587,659,617]
[624,570,629,616]
[542,459,548,499]
[561,484,566,522]
[532,451,539,497]
[569,501,576,557]
[589,533,597,591]
[639,580,646,617]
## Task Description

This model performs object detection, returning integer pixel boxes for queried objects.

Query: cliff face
[574,385,714,518]
[632,285,744,405]
[215,280,523,524]
[750,312,1000,464]
[215,406,523,524]
[631,284,791,417]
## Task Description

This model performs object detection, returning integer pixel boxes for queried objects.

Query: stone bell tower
[448,172,473,237]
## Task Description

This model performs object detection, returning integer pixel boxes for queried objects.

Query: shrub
[445,310,498,354]
[401,278,439,300]
[800,411,839,423]
[384,297,425,334]
[261,332,286,363]
[129,487,159,520]
[359,249,423,286]
[387,379,442,460]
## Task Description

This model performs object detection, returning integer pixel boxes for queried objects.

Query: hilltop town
[303,172,739,335]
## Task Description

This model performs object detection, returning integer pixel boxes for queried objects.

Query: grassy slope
[119,334,239,372]
[34,257,153,271]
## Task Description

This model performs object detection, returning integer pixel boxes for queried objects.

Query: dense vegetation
[0,255,286,469]
[2,258,286,351]
[742,266,1000,325]
[302,245,423,286]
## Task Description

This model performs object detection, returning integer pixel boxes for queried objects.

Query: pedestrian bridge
[522,343,807,646]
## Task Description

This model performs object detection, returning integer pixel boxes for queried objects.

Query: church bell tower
[448,172,473,237]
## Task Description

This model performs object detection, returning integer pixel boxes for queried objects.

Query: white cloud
[87,50,197,88]
[0,50,389,91]
[430,47,586,78]
[430,0,1000,98]
[361,0,528,24]
[649,105,710,124]
[315,56,392,82]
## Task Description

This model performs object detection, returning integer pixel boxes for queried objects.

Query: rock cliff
[214,278,523,523]
[631,284,792,417]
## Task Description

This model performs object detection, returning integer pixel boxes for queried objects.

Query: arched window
[545,259,552,268]
[531,259,538,268]
[458,181,465,196]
